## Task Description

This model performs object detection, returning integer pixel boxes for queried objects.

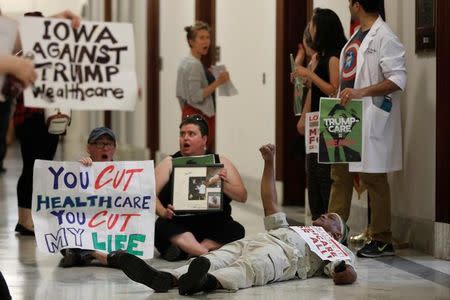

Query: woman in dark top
[293,8,347,220]
[155,115,247,261]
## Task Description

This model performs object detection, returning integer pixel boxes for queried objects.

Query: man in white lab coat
[328,0,406,258]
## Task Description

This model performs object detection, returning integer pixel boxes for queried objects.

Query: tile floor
[1,144,449,300]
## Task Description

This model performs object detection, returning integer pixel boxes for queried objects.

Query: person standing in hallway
[293,9,347,221]
[328,0,406,257]
[6,10,81,235]
[176,21,231,152]
[0,9,39,175]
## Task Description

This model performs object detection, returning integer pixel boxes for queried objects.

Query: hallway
[0,144,449,300]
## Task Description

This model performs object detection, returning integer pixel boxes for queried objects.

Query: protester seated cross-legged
[111,144,356,294]
[153,114,247,261]
[60,127,124,268]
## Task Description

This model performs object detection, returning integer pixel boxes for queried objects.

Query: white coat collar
[355,16,384,84]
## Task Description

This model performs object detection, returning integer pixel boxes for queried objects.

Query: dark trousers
[306,153,332,220]
[0,100,12,169]
[15,113,59,209]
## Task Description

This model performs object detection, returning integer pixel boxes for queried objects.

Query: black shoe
[161,245,189,262]
[357,240,394,258]
[107,250,127,268]
[60,249,82,268]
[178,257,217,295]
[59,249,94,268]
[117,252,174,292]
[14,223,34,236]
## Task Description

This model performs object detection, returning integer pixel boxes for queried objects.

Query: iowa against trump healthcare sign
[32,160,156,258]
[19,17,137,110]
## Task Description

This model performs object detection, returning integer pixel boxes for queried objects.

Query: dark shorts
[154,214,245,253]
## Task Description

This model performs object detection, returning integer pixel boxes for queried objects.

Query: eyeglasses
[90,141,115,149]
[181,114,209,135]
[184,114,206,122]
[183,114,208,127]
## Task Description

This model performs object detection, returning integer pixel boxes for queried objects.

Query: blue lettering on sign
[44,227,86,252]
[50,210,86,226]
[48,166,90,190]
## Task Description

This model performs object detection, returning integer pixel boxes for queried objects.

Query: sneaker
[116,252,174,293]
[357,240,394,258]
[178,257,218,295]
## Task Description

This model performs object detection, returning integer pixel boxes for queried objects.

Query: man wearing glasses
[60,127,121,267]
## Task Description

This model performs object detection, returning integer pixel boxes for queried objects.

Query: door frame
[146,0,160,159]
[275,0,313,206]
[436,0,450,224]
[196,0,216,67]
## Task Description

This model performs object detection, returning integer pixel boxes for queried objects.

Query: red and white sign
[290,226,351,262]
[305,112,319,154]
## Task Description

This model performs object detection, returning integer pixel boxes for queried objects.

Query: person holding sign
[58,126,138,268]
[154,115,247,261]
[328,0,406,258]
[111,144,356,294]
[292,9,347,221]
[176,21,231,151]
[7,10,80,236]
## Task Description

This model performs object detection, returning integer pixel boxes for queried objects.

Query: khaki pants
[328,164,392,243]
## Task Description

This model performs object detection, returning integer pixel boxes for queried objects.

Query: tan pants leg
[359,172,392,243]
[328,164,354,222]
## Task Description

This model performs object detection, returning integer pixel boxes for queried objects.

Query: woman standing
[176,21,230,151]
[9,11,80,235]
[293,9,347,220]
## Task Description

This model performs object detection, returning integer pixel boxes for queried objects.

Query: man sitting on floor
[109,144,357,294]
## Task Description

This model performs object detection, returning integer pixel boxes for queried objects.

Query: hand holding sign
[50,10,81,29]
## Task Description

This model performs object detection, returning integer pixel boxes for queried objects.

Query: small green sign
[318,98,363,163]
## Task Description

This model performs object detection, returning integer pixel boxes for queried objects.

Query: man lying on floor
[108,144,357,295]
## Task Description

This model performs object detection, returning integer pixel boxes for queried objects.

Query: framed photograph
[172,164,224,213]
[416,0,435,52]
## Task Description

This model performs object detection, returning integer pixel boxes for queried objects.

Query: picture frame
[171,164,224,213]
[416,0,435,52]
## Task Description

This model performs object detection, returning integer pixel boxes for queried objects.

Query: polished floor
[1,144,450,300]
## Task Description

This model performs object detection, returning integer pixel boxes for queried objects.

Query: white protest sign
[19,17,137,110]
[305,112,319,154]
[32,160,156,259]
[290,226,351,262]
[210,65,238,97]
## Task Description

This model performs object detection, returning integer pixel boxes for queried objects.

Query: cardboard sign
[290,226,351,262]
[305,112,319,154]
[32,160,156,258]
[318,97,363,163]
[19,17,137,110]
